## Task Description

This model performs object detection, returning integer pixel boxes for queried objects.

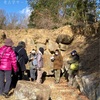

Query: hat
[4,38,14,46]
[39,47,44,54]
[31,49,36,53]
[71,50,77,56]
[55,49,59,52]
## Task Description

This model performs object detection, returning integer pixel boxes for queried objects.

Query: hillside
[0,24,99,100]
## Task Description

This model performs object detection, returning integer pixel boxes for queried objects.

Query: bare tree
[17,14,29,29]
[0,8,31,29]
[0,9,6,29]
[6,13,19,29]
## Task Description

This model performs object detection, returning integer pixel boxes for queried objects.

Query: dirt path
[43,76,89,100]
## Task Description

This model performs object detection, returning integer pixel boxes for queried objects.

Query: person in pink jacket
[0,38,18,98]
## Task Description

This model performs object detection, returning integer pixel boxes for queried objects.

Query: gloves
[50,56,55,62]
[24,71,27,75]
[37,68,41,71]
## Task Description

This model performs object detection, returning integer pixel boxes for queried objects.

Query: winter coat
[0,45,18,72]
[53,53,63,70]
[67,54,80,70]
[67,54,79,64]
[28,53,37,69]
[37,52,43,68]
[15,46,28,71]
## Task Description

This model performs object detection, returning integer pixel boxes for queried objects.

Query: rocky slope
[0,77,89,100]
[0,24,99,100]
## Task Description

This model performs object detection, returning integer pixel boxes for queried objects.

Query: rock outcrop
[0,24,99,100]
[14,81,51,100]
[56,34,74,45]
[76,73,100,100]
[46,39,59,52]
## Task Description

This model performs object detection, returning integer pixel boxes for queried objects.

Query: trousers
[54,69,61,83]
[0,70,12,94]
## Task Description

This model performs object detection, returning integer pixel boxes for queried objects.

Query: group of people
[0,38,80,98]
[0,38,44,98]
[50,49,80,86]
[28,48,44,83]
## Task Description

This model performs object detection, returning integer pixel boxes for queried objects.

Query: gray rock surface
[46,40,59,52]
[14,81,51,100]
[59,43,68,51]
[56,34,73,44]
[76,73,100,100]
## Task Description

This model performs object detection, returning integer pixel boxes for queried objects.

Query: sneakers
[29,78,35,81]
[2,92,9,98]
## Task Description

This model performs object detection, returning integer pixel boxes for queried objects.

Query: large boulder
[46,39,59,52]
[76,73,100,100]
[43,50,54,75]
[14,81,51,100]
[59,43,68,51]
[56,34,74,44]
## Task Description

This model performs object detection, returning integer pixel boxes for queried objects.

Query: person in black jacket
[14,41,28,80]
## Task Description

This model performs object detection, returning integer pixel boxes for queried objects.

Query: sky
[0,0,31,15]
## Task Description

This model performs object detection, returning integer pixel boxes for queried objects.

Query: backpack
[70,61,79,70]
[14,47,23,62]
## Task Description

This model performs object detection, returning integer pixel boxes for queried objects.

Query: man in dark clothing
[67,50,80,86]
[14,41,28,80]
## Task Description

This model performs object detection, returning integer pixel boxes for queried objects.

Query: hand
[24,71,27,75]
[30,57,34,60]
[37,68,41,71]
[50,56,55,62]
[51,69,55,73]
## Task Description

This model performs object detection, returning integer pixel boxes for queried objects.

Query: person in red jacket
[0,38,18,98]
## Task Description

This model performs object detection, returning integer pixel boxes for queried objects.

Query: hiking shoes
[2,92,9,98]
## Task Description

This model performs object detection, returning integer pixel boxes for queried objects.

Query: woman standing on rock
[0,38,18,98]
[36,47,44,84]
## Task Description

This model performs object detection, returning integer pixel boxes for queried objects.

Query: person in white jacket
[36,47,44,84]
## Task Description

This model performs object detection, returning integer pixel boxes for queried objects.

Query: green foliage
[28,0,100,29]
